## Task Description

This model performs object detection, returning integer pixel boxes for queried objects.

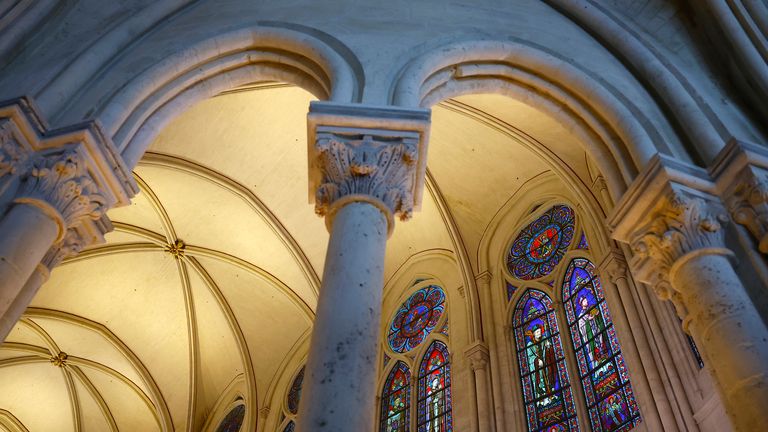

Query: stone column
[465,342,494,432]
[0,99,136,342]
[296,102,430,432]
[611,154,768,432]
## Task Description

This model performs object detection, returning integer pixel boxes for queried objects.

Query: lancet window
[380,283,452,432]
[506,204,641,432]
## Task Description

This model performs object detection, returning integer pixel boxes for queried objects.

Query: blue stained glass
[389,285,446,353]
[287,366,305,414]
[512,290,579,432]
[562,258,641,432]
[216,404,245,432]
[417,341,452,432]
[577,233,589,250]
[381,361,411,432]
[507,205,576,280]
[507,282,518,301]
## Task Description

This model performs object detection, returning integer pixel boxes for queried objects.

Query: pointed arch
[417,341,452,431]
[562,258,640,431]
[380,361,411,432]
[512,289,579,431]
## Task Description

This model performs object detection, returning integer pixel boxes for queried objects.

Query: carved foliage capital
[599,250,628,283]
[42,228,86,271]
[630,191,728,273]
[15,150,107,236]
[727,168,768,252]
[464,343,490,371]
[314,132,419,220]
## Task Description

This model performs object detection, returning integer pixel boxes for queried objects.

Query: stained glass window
[287,366,305,415]
[381,361,411,432]
[283,421,295,432]
[507,282,518,301]
[513,290,579,431]
[417,341,452,432]
[577,233,589,250]
[389,285,446,353]
[563,258,641,432]
[216,404,245,432]
[507,205,576,280]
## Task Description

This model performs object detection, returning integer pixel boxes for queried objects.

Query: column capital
[598,249,628,283]
[0,98,137,246]
[609,155,728,298]
[464,341,490,371]
[710,138,768,253]
[307,102,430,234]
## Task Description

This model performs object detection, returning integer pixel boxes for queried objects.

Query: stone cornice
[0,98,137,247]
[307,102,430,234]
[710,139,768,253]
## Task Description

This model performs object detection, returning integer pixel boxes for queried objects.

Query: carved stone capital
[598,249,628,283]
[42,228,86,271]
[307,102,430,234]
[15,150,107,241]
[610,155,729,303]
[464,342,490,372]
[710,139,768,253]
[0,98,137,250]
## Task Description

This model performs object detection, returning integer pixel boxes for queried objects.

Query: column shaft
[296,202,388,432]
[0,203,58,318]
[473,367,493,432]
[0,263,47,341]
[671,252,768,431]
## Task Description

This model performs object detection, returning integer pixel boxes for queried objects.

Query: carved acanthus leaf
[728,172,768,253]
[631,192,728,271]
[42,229,86,270]
[314,133,418,220]
[16,150,107,228]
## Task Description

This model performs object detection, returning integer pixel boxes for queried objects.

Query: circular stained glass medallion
[388,285,446,353]
[507,205,575,280]
[216,404,245,432]
[287,366,304,414]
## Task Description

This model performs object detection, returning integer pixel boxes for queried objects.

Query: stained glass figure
[389,285,446,353]
[287,366,305,415]
[283,421,295,432]
[507,205,576,280]
[417,341,452,432]
[381,361,411,432]
[216,404,245,432]
[577,233,589,250]
[507,282,518,301]
[563,258,641,432]
[513,290,579,432]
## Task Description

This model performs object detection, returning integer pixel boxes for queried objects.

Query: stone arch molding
[391,39,681,198]
[36,24,363,169]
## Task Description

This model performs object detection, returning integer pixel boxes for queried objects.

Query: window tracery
[380,282,452,432]
[216,403,245,432]
[506,204,641,432]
